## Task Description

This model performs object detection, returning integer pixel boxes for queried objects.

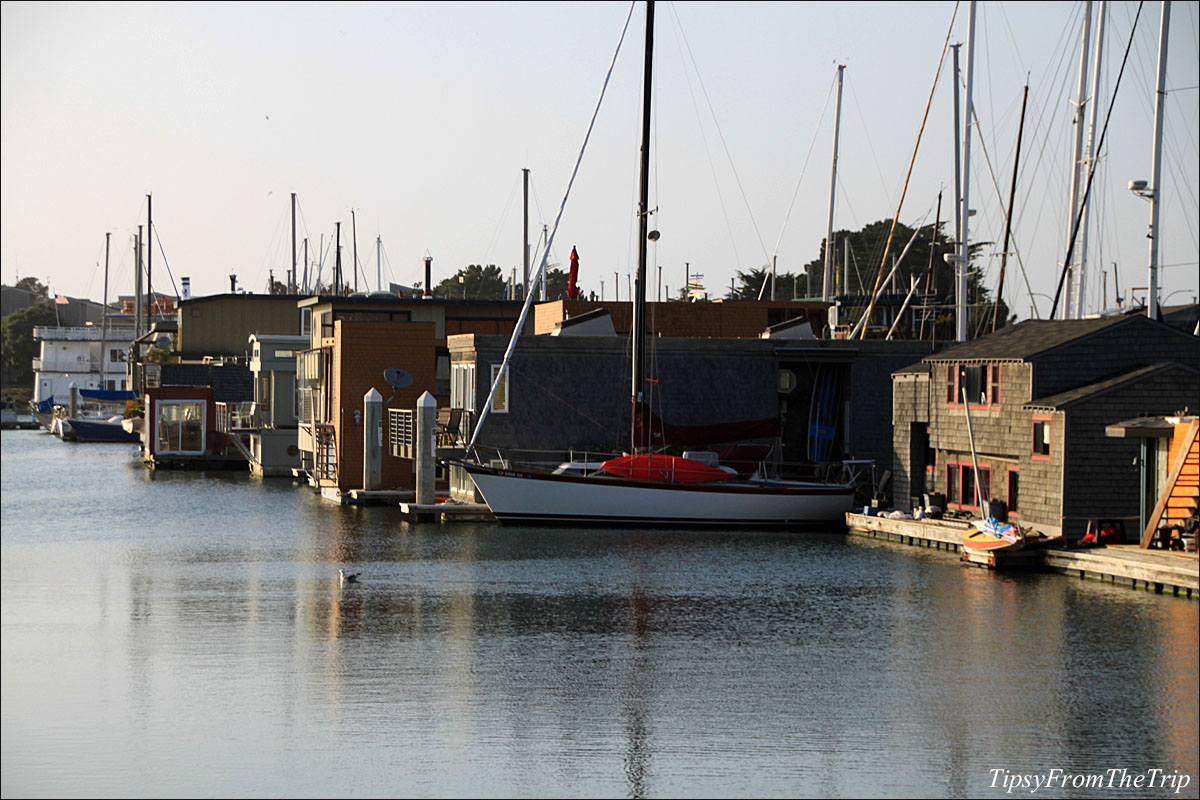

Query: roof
[892,359,931,377]
[924,315,1136,363]
[1024,362,1198,411]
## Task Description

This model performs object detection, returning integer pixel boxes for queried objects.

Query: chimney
[424,257,432,298]
[230,274,238,293]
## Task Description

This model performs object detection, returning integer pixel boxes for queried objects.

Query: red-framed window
[946,460,991,509]
[1006,466,1020,516]
[1032,416,1052,460]
[945,363,1002,408]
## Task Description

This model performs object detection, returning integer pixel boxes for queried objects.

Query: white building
[32,325,134,403]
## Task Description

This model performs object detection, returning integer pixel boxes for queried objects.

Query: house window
[946,363,1002,407]
[157,400,206,454]
[1007,467,1019,514]
[946,460,991,509]
[451,363,476,411]
[489,364,509,413]
[1032,417,1051,459]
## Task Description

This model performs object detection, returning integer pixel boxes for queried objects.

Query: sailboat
[459,1,859,526]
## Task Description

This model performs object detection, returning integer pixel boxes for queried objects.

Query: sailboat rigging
[457,0,861,526]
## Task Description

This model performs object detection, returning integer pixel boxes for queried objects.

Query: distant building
[32,323,134,403]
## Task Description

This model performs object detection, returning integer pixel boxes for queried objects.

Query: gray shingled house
[891,314,1199,539]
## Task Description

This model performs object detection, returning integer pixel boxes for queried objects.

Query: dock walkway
[846,512,1198,598]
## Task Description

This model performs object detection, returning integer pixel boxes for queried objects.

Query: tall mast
[1076,1,1107,319]
[335,221,342,294]
[146,194,152,325]
[1146,0,1170,319]
[303,238,309,294]
[631,0,654,451]
[377,235,383,292]
[101,232,110,389]
[950,44,963,263]
[1064,1,1094,319]
[992,83,1029,333]
[351,209,359,293]
[957,2,976,342]
[135,225,143,338]
[522,168,530,300]
[291,192,297,294]
[822,63,845,302]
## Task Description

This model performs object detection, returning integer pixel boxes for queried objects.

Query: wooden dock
[398,502,494,523]
[846,512,1198,598]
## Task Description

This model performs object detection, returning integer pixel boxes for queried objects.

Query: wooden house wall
[890,373,929,511]
[1059,369,1200,539]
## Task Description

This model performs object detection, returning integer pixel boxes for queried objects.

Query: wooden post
[415,391,436,505]
[362,388,382,491]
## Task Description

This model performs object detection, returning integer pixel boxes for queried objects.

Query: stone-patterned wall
[891,372,929,511]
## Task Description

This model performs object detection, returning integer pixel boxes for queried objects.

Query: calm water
[2,429,1197,799]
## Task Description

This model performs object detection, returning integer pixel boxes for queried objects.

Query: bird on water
[338,569,361,584]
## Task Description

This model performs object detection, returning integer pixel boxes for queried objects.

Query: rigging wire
[467,0,636,455]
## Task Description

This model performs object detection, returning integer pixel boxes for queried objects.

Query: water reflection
[2,430,1197,797]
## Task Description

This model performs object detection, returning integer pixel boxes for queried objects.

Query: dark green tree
[1,301,57,384]
[725,267,804,300]
[432,265,509,299]
[13,276,48,296]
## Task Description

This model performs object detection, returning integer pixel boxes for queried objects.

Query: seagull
[338,569,361,584]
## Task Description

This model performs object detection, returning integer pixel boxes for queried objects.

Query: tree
[1,301,57,384]
[13,276,48,296]
[432,265,509,300]
[726,267,803,301]
[802,219,1008,338]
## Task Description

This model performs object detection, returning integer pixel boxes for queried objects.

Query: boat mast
[822,64,845,302]
[351,209,359,294]
[101,232,110,390]
[631,0,655,452]
[956,1,976,343]
[1076,1,1107,319]
[1064,1,1094,319]
[523,167,530,300]
[992,82,1029,334]
[135,225,143,338]
[146,194,153,327]
[291,192,297,294]
[1146,0,1171,320]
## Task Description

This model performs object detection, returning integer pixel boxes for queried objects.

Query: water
[2,429,1197,798]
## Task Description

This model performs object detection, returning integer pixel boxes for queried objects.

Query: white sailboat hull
[462,464,855,526]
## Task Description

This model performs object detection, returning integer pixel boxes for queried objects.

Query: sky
[2,1,1197,320]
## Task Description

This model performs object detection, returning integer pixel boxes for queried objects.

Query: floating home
[891,314,1200,540]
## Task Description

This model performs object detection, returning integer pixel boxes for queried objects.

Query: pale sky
[2,1,1197,319]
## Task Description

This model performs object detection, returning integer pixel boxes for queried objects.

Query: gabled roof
[925,315,1137,363]
[1024,362,1198,411]
[892,360,930,377]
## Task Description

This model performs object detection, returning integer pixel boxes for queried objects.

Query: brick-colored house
[892,314,1200,539]
[295,295,521,494]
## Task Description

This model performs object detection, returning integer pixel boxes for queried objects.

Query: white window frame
[156,399,207,454]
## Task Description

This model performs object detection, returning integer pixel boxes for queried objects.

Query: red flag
[567,246,580,299]
[54,294,69,305]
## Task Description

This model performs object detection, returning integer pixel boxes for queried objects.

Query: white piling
[415,391,436,506]
[363,388,382,491]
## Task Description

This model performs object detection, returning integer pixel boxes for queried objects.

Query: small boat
[62,414,140,443]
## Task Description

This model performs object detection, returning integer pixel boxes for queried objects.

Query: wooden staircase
[1141,418,1199,549]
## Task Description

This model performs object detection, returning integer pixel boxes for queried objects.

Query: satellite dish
[383,368,413,389]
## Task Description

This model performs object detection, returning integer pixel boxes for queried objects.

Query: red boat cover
[599,454,733,483]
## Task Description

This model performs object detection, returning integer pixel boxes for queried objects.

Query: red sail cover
[633,402,781,448]
[567,246,580,299]
[600,453,732,483]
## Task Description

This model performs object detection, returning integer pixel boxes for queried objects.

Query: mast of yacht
[291,193,297,294]
[822,64,845,302]
[631,0,655,452]
[100,233,110,390]
[1076,1,1107,319]
[1064,2,1094,319]
[146,194,153,326]
[956,1,976,342]
[1145,0,1171,320]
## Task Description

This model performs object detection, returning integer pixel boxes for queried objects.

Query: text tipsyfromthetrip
[989,768,1192,794]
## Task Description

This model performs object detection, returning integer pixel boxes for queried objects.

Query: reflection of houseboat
[1,397,40,430]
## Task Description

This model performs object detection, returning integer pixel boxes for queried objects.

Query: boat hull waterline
[461,463,856,526]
